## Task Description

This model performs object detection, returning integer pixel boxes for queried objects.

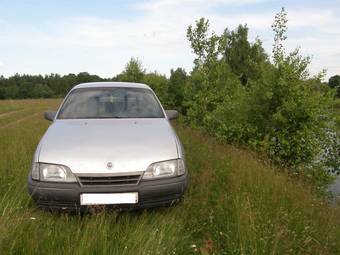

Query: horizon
[0,0,339,80]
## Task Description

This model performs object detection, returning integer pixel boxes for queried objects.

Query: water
[328,175,340,200]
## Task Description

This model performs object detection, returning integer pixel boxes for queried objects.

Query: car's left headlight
[31,163,77,182]
[142,159,185,180]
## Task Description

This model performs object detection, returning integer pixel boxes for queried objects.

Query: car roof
[72,82,152,90]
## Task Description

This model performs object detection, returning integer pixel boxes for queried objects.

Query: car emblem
[107,162,113,169]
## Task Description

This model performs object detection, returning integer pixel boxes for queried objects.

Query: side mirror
[165,110,179,120]
[44,111,56,121]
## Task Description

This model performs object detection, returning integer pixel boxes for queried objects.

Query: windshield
[57,87,165,119]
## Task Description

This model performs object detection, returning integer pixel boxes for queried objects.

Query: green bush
[183,8,338,172]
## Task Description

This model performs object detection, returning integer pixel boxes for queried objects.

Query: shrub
[183,8,338,172]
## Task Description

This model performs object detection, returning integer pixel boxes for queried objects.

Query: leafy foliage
[183,9,338,171]
[0,72,102,99]
[115,58,145,83]
[328,75,340,97]
[167,68,187,111]
[224,25,268,86]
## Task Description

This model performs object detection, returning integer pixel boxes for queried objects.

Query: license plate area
[80,193,138,205]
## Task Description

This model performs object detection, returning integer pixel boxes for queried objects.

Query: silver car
[28,82,187,211]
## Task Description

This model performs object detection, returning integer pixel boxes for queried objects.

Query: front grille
[78,174,142,186]
[37,200,79,208]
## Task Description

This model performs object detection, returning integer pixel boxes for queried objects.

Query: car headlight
[142,159,185,180]
[31,163,76,182]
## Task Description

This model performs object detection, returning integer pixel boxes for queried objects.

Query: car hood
[38,119,179,174]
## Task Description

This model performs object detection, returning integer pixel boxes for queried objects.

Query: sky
[0,0,339,80]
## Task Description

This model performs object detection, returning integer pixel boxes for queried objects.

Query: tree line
[0,8,339,173]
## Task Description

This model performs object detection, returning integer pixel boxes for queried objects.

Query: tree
[328,75,340,97]
[142,72,169,106]
[248,7,334,167]
[76,72,101,84]
[187,18,221,69]
[168,68,187,110]
[116,58,145,83]
[223,25,268,86]
[18,82,33,98]
[186,17,249,130]
[184,9,337,170]
[272,7,288,65]
[3,85,19,99]
[0,72,104,99]
[31,84,54,98]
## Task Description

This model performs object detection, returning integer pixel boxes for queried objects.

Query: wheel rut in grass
[0,109,24,118]
[0,113,39,129]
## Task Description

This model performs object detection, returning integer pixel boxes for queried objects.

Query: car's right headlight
[31,163,76,182]
[142,159,185,180]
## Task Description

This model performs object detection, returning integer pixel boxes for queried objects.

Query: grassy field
[1,99,340,254]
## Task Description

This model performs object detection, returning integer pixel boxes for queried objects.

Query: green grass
[1,99,340,254]
[0,99,22,115]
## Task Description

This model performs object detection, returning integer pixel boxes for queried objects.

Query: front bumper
[28,173,188,211]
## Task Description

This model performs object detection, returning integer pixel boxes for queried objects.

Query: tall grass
[1,99,340,254]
